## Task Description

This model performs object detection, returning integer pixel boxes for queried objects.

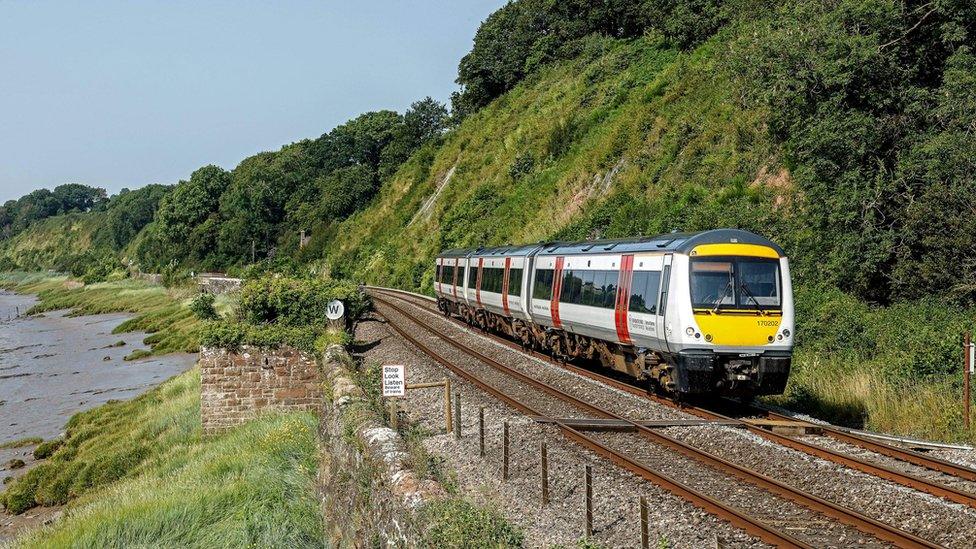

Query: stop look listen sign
[382,364,405,397]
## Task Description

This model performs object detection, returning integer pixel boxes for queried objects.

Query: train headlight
[685,327,695,336]
[783,329,791,338]
[777,334,783,341]
[705,334,713,342]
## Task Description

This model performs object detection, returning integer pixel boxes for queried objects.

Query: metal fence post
[640,495,649,549]
[584,464,593,538]
[540,441,549,507]
[453,391,461,439]
[479,407,485,457]
[444,377,452,434]
[502,421,510,480]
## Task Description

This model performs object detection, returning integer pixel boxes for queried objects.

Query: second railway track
[371,290,952,548]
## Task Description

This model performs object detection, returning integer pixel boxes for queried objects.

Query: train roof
[534,229,784,257]
[437,230,783,259]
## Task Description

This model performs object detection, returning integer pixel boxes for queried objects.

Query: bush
[33,438,64,460]
[238,275,369,327]
[418,498,524,548]
[188,293,219,320]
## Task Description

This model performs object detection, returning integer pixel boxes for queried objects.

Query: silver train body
[434,229,794,397]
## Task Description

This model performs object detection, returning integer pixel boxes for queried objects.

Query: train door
[656,253,673,352]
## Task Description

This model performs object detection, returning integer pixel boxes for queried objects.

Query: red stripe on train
[551,257,564,329]
[475,258,483,307]
[452,258,459,299]
[615,254,634,345]
[502,257,511,316]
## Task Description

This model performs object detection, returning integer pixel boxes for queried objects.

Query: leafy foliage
[0,184,107,240]
[189,293,219,320]
[452,0,733,116]
[238,275,368,327]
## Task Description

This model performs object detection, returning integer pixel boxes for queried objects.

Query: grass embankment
[4,368,324,548]
[0,271,213,359]
[771,287,976,443]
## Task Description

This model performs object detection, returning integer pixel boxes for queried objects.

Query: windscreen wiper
[739,283,766,314]
[711,280,733,313]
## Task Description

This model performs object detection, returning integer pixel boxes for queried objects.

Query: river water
[0,290,197,442]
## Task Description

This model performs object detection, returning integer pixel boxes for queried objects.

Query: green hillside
[2,0,975,440]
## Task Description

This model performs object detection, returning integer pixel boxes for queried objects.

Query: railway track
[370,286,976,502]
[371,290,944,548]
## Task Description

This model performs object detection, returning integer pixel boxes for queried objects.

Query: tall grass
[7,368,323,548]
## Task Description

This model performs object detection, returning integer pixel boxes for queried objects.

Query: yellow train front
[434,229,794,399]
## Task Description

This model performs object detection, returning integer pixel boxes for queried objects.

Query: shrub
[33,438,64,460]
[418,498,524,548]
[188,293,219,320]
[238,275,369,327]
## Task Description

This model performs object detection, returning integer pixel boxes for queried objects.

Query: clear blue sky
[0,1,505,202]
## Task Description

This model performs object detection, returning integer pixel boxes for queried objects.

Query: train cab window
[508,267,523,296]
[690,260,735,308]
[738,259,780,307]
[629,271,661,314]
[533,268,554,300]
[690,258,781,310]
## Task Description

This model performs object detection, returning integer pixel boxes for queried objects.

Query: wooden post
[389,399,398,430]
[966,331,972,430]
[639,496,649,549]
[453,391,461,439]
[502,421,510,480]
[584,465,593,538]
[444,378,453,434]
[540,441,549,507]
[479,407,485,457]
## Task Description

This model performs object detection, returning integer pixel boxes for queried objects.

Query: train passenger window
[629,271,661,314]
[603,272,617,309]
[579,270,595,306]
[508,268,523,296]
[591,271,608,308]
[559,270,576,304]
[533,268,554,300]
[491,267,503,293]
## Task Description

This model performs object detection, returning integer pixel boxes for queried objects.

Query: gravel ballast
[367,291,976,547]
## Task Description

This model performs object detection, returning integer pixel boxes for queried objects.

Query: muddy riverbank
[0,290,197,444]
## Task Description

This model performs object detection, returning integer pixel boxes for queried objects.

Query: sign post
[965,332,972,430]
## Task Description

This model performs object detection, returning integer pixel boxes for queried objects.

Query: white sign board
[382,364,406,397]
[325,299,345,321]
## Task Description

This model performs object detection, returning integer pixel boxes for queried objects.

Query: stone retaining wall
[318,344,444,545]
[199,345,323,434]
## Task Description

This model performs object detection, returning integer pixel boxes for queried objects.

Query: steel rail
[372,286,976,489]
[373,298,811,549]
[374,293,942,549]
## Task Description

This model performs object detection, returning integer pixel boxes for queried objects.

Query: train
[434,229,794,399]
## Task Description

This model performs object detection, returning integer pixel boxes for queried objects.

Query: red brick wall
[200,345,322,434]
